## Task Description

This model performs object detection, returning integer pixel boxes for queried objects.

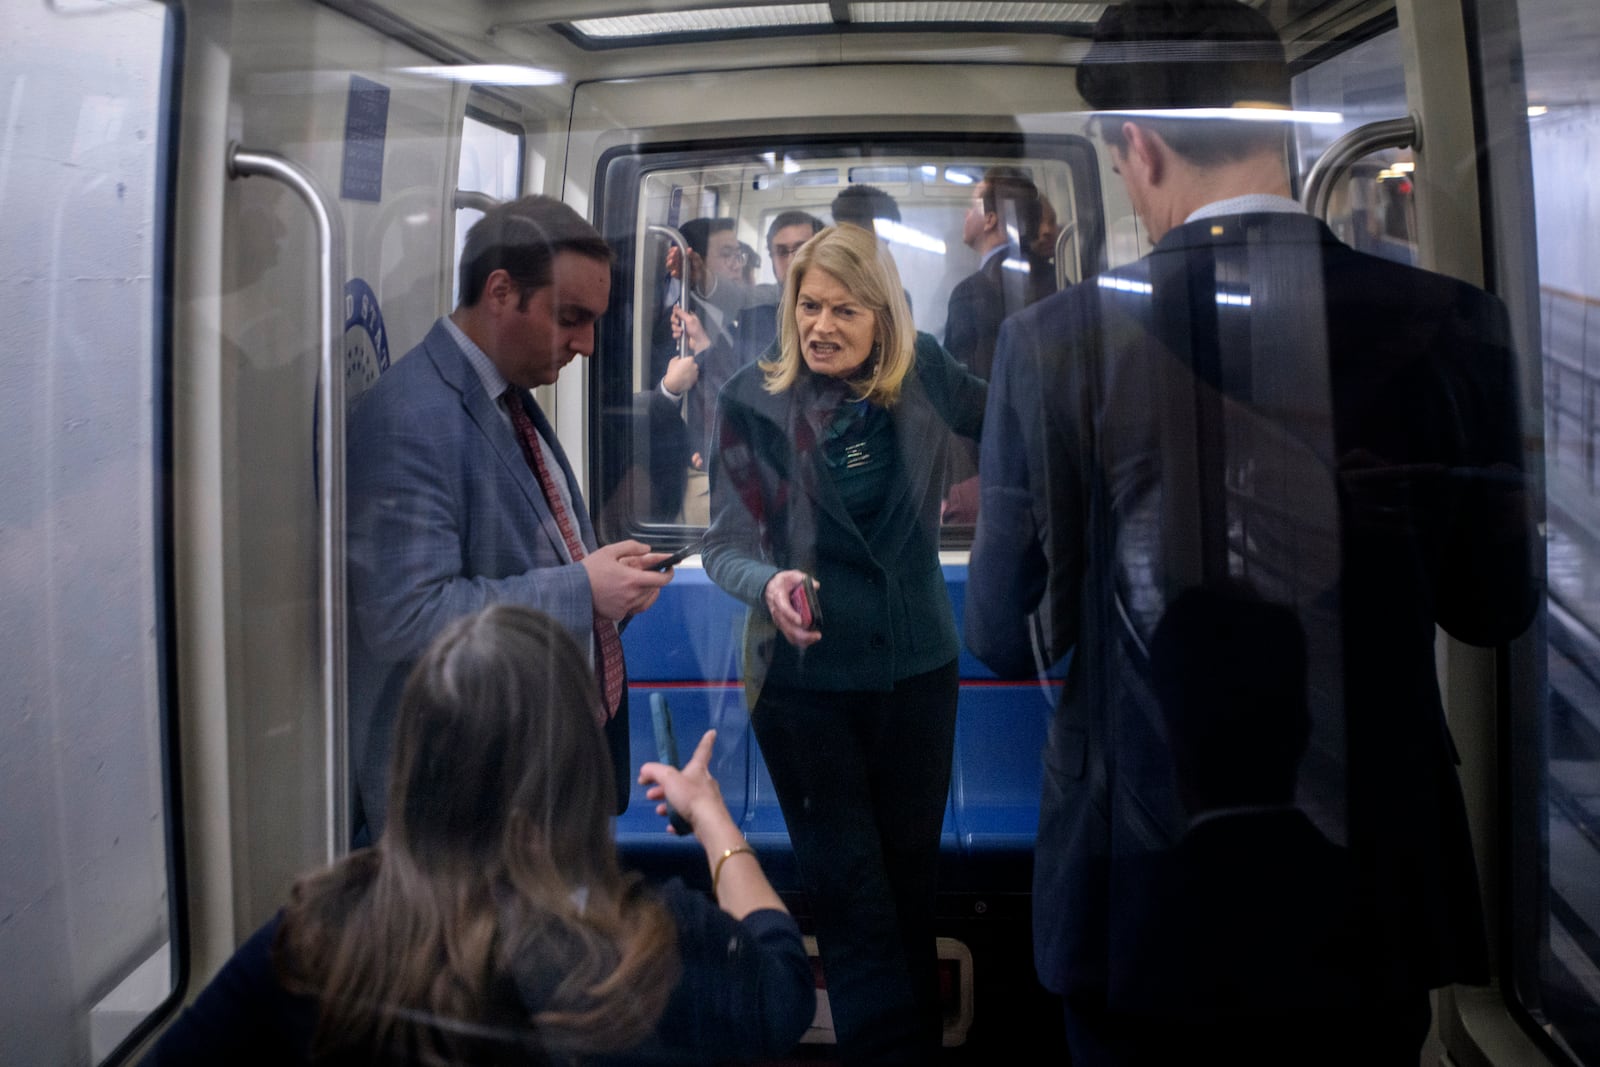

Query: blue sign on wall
[343,277,391,401]
[340,75,389,202]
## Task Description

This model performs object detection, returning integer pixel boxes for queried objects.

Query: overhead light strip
[569,4,834,39]
[850,2,1107,23]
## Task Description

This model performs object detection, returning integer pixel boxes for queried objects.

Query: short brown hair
[1078,0,1291,166]
[458,195,613,308]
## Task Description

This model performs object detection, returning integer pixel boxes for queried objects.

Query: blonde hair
[761,224,915,407]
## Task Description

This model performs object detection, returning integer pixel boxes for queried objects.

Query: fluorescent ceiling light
[403,64,564,86]
[852,2,1107,23]
[1098,275,1153,296]
[876,219,946,255]
[1527,105,1549,117]
[1098,107,1343,124]
[570,5,832,39]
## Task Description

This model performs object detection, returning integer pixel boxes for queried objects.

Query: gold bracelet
[712,845,757,896]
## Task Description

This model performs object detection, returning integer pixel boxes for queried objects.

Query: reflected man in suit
[1027,194,1062,305]
[943,166,1045,519]
[965,1,1538,1061]
[946,165,1040,383]
[1115,581,1365,1063]
[348,195,673,840]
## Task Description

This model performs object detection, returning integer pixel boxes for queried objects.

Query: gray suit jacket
[347,319,620,837]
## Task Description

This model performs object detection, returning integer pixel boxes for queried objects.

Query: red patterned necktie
[503,389,624,719]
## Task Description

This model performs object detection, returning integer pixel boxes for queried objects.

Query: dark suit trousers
[605,686,630,816]
[751,661,958,1065]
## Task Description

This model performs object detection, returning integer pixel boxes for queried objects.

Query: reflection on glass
[612,146,1092,540]
[1521,0,1600,1056]
[0,1,176,1063]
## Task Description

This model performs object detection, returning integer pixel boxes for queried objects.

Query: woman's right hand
[642,729,786,919]
[639,728,735,836]
[763,570,822,649]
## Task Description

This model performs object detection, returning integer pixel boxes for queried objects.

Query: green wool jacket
[703,332,986,702]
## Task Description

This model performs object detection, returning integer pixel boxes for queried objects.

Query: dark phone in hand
[651,541,699,572]
[789,575,822,631]
[648,693,694,836]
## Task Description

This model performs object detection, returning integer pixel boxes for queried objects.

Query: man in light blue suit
[348,196,674,840]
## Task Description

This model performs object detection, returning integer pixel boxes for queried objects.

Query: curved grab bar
[1301,115,1419,222]
[453,189,501,213]
[226,143,350,863]
[647,223,692,363]
[1054,220,1080,290]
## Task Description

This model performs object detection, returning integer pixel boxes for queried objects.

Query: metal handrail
[1301,115,1419,221]
[453,189,501,213]
[226,143,350,863]
[1054,220,1080,290]
[647,223,692,362]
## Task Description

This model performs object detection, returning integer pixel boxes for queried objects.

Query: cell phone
[648,693,694,836]
[651,540,700,572]
[788,574,822,631]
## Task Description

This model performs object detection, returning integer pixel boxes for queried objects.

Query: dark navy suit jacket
[966,212,1538,1006]
[944,246,1031,486]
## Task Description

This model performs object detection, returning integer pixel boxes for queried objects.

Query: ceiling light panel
[850,2,1107,23]
[569,4,833,39]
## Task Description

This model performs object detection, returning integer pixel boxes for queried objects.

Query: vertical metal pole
[227,144,350,862]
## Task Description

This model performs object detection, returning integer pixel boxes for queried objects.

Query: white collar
[1185,194,1306,224]
[444,316,510,401]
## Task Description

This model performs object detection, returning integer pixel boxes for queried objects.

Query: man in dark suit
[943,166,1044,516]
[945,165,1041,384]
[650,216,751,391]
[964,2,1539,1060]
[347,196,673,839]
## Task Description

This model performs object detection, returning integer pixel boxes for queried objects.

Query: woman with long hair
[144,604,813,1065]
[702,223,986,1064]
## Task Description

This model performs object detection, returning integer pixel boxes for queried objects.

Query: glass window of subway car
[592,137,1102,545]
[0,0,184,1063]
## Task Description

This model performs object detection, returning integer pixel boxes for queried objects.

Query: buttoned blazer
[966,213,1539,1004]
[703,332,986,701]
[346,319,607,836]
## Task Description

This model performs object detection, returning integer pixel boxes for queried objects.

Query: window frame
[96,3,190,1062]
[589,129,1104,549]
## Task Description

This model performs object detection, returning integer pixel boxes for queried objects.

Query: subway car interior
[4,0,1600,1062]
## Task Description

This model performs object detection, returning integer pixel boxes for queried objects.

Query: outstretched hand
[639,729,730,835]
